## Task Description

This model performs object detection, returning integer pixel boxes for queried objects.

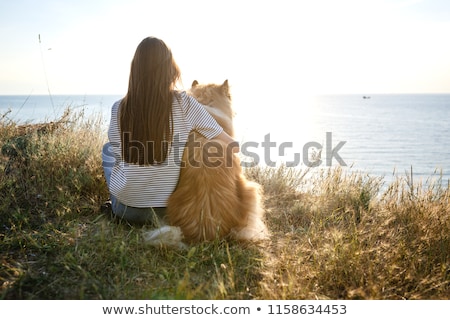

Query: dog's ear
[192,80,199,88]
[222,80,230,97]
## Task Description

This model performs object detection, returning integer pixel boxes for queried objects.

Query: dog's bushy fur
[165,80,268,243]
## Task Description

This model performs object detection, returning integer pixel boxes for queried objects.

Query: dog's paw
[142,226,188,250]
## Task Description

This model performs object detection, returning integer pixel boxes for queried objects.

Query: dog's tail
[142,225,188,250]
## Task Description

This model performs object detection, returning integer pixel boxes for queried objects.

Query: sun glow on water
[231,91,322,167]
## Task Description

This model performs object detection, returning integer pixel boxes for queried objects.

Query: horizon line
[1,92,450,96]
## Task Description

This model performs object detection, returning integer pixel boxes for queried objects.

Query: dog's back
[166,80,268,243]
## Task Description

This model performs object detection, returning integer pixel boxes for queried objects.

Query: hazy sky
[1,0,450,95]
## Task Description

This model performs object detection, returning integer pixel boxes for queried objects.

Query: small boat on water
[363,96,371,99]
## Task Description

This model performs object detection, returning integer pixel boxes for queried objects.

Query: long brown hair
[120,37,181,165]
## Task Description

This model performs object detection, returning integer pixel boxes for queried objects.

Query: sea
[1,93,449,189]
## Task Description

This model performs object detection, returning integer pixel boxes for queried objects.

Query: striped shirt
[107,91,223,207]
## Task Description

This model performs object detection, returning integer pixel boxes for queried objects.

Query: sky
[1,0,450,96]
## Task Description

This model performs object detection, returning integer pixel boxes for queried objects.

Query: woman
[102,37,237,225]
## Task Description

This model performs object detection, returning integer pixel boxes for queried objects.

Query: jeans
[102,142,166,225]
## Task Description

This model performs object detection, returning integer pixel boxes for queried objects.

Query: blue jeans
[102,142,166,225]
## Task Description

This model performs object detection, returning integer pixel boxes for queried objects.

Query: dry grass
[1,109,449,299]
[249,165,449,299]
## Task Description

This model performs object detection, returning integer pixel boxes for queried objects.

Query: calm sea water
[307,94,450,187]
[0,94,121,125]
[1,93,449,187]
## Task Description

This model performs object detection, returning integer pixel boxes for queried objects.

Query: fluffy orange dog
[166,80,268,243]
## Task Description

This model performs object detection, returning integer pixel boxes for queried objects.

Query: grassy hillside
[1,109,449,299]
